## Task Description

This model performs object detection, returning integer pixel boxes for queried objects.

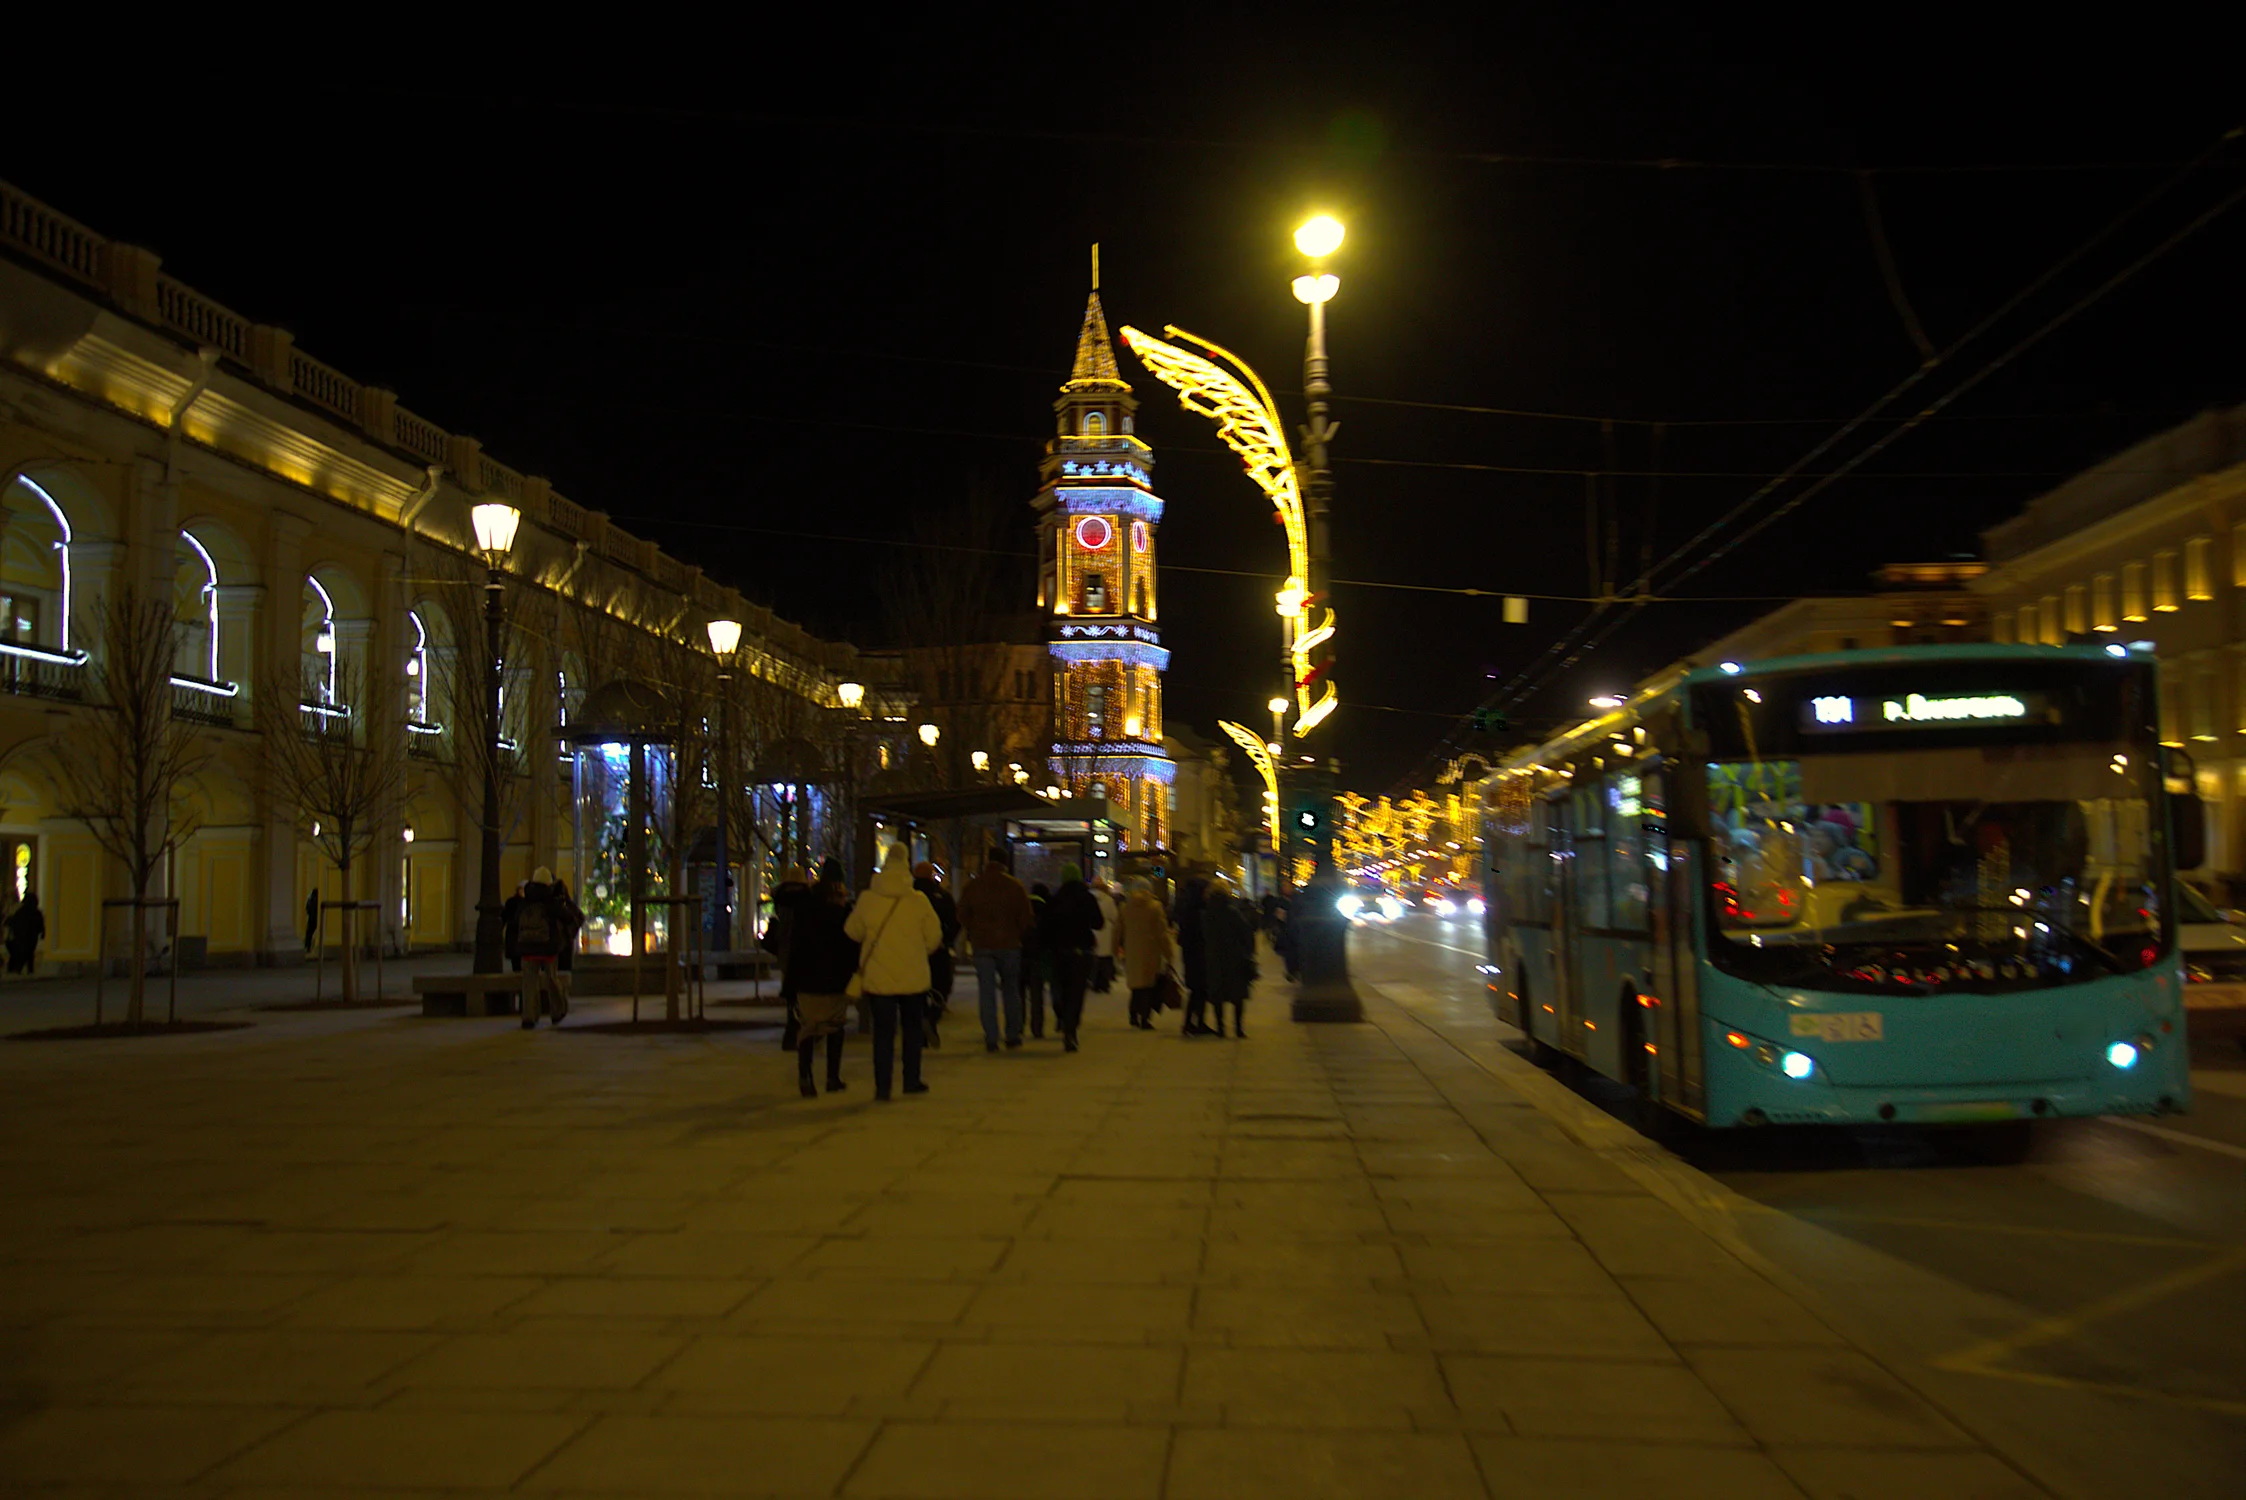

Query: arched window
[405,609,437,729]
[3,477,72,652]
[175,531,220,682]
[1082,410,1106,436]
[302,577,338,711]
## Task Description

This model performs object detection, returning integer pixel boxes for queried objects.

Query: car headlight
[1467,897,1486,916]
[1336,894,1363,919]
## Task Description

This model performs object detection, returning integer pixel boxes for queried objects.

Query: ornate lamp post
[468,500,521,974]
[706,618,742,951]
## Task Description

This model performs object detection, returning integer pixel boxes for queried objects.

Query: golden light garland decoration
[1217,719,1279,836]
[1121,324,1337,736]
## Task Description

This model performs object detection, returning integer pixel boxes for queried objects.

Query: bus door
[1643,765,1707,1116]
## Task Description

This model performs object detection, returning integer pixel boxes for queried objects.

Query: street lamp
[918,723,940,748]
[1288,214,1359,1019]
[971,749,990,774]
[707,618,742,953]
[468,501,520,974]
[837,680,865,711]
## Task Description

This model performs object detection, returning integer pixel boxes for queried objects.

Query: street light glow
[469,502,521,562]
[1294,215,1345,258]
[705,618,742,657]
[1291,273,1339,305]
[918,723,940,747]
[836,681,865,709]
[971,750,989,772]
[1588,695,1625,710]
[1268,697,1288,714]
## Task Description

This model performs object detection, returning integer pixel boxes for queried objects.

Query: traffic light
[1470,707,1510,734]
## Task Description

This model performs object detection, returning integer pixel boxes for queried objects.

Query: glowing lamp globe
[1292,274,1339,305]
[918,723,940,747]
[706,618,742,656]
[1294,215,1345,258]
[1268,696,1289,714]
[470,502,522,562]
[836,681,865,709]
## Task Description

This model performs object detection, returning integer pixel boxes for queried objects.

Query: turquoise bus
[1478,644,2195,1139]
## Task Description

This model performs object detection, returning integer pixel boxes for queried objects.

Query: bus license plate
[1791,1011,1884,1042]
[2186,983,2246,1011]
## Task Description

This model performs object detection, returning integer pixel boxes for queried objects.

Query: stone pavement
[0,965,2049,1498]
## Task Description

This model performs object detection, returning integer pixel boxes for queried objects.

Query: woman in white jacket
[845,845,946,1100]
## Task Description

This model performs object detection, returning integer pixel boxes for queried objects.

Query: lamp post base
[1288,867,1362,1023]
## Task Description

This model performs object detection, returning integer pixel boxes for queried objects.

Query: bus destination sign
[1800,690,2051,733]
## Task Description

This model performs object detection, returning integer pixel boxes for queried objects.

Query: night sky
[13,19,2241,798]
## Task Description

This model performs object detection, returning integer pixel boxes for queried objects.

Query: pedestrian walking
[1117,879,1174,1029]
[302,889,320,956]
[845,845,945,1100]
[786,869,859,1096]
[1174,876,1212,1035]
[4,890,44,975]
[1090,880,1120,993]
[913,861,960,1049]
[958,855,1034,1050]
[502,882,526,973]
[763,865,813,1049]
[549,877,584,1003]
[516,867,572,1028]
[1023,881,1051,1039]
[1040,863,1104,1052]
[1203,876,1258,1038]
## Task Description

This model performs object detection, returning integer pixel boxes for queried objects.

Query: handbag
[1156,953,1185,1011]
[845,895,904,999]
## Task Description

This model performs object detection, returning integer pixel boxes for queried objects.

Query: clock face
[1075,515,1114,550]
[1131,520,1150,553]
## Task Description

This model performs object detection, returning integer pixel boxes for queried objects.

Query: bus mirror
[2172,788,2206,871]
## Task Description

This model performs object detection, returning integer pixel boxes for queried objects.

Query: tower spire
[1064,260,1129,393]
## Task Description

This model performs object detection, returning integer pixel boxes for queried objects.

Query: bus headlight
[1780,1051,1815,1080]
[2106,1040,2140,1070]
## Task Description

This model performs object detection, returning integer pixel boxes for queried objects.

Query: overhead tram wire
[1404,121,2246,790]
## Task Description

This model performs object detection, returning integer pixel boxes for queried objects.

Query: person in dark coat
[913,861,960,1049]
[784,872,860,1096]
[1202,878,1258,1038]
[1023,881,1052,1040]
[549,878,584,994]
[501,883,525,972]
[1265,892,1298,982]
[5,891,44,975]
[1039,864,1104,1052]
[516,868,570,1028]
[763,866,813,1049]
[1173,877,1212,1035]
[303,889,320,956]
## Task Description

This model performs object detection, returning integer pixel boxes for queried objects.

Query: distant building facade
[1681,561,1990,666]
[1976,403,2246,877]
[1163,725,1241,874]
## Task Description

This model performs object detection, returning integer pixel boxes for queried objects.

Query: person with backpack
[844,845,945,1100]
[516,867,572,1028]
[549,877,584,1003]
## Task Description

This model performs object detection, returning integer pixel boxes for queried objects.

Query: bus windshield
[1693,659,2166,994]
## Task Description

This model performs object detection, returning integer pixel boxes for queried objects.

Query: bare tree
[46,586,211,1026]
[255,654,410,1002]
[422,553,534,872]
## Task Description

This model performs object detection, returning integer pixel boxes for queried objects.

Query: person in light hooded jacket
[845,844,946,1100]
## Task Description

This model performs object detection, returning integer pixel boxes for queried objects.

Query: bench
[412,973,524,1018]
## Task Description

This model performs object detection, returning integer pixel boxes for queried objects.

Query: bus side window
[1527,796,1555,923]
[1609,768,1649,930]
[1575,779,1610,928]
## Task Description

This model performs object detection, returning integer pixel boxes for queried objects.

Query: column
[257,513,312,960]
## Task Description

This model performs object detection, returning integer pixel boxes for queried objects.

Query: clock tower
[1033,263,1174,854]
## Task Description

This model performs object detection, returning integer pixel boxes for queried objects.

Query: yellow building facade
[0,178,865,969]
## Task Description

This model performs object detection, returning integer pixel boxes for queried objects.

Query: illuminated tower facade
[1034,275,1175,854]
